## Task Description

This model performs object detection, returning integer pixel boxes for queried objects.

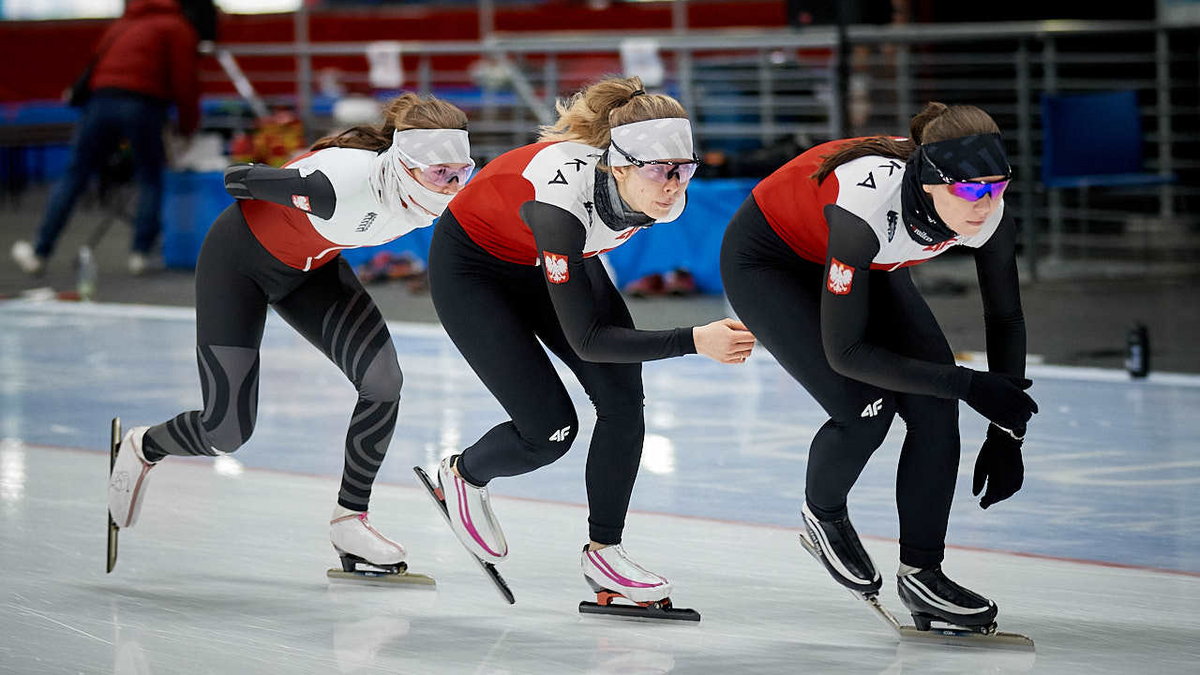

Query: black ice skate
[412,465,515,604]
[897,565,997,631]
[796,506,1032,650]
[799,503,881,594]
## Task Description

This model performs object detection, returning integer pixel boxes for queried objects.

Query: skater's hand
[963,370,1038,431]
[972,424,1025,509]
[693,318,756,364]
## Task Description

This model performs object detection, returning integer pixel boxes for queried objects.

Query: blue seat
[1040,90,1175,190]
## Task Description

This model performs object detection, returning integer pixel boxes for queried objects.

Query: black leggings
[720,197,959,568]
[428,212,644,545]
[142,205,403,512]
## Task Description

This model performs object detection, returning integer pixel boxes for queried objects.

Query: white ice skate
[579,545,699,621]
[107,426,156,529]
[326,506,434,587]
[437,456,508,563]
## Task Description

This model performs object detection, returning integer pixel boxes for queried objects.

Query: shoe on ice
[897,565,998,630]
[330,505,406,567]
[581,544,672,604]
[802,502,882,594]
[438,455,508,563]
[11,240,45,276]
[107,426,156,529]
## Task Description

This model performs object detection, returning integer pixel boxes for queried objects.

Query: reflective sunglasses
[394,145,475,187]
[946,179,1009,201]
[611,140,700,185]
[419,163,474,187]
[923,153,1009,202]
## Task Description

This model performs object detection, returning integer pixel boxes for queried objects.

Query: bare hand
[693,318,756,364]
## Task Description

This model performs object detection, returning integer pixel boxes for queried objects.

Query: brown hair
[311,92,468,152]
[537,75,688,150]
[811,102,1001,182]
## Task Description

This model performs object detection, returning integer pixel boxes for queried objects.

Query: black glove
[963,370,1038,431]
[972,424,1025,509]
[223,163,256,200]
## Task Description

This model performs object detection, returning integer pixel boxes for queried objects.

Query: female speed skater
[106,93,474,580]
[421,75,755,614]
[720,102,1037,634]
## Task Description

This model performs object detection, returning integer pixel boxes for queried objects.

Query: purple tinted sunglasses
[611,140,700,185]
[947,179,1009,202]
[420,164,474,187]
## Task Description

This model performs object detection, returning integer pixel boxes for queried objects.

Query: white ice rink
[2,301,1198,674]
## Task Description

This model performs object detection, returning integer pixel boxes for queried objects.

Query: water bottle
[1125,323,1149,379]
[77,246,97,302]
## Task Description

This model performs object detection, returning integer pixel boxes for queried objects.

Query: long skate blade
[412,466,516,605]
[106,417,120,574]
[898,625,1035,651]
[798,531,904,632]
[578,601,701,622]
[326,568,437,588]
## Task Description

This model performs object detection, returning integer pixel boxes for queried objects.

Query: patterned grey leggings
[142,205,402,512]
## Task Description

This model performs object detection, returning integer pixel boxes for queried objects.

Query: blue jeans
[35,90,168,258]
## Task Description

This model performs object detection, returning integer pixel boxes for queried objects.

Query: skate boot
[578,544,698,621]
[582,544,672,604]
[437,455,508,563]
[107,426,156,529]
[330,505,407,572]
[897,564,998,632]
[326,506,434,586]
[800,502,882,595]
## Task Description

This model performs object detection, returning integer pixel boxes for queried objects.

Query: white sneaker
[438,455,508,563]
[128,252,148,276]
[108,427,156,529]
[330,505,406,566]
[11,240,45,275]
[581,544,672,604]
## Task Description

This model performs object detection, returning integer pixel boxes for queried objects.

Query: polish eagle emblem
[827,258,854,295]
[543,251,569,284]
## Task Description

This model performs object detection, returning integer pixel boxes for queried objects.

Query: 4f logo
[291,194,312,212]
[860,398,884,418]
[549,426,572,442]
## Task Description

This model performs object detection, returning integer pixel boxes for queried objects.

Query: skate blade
[106,417,120,574]
[898,625,1035,651]
[412,465,516,605]
[326,568,437,588]
[578,600,701,622]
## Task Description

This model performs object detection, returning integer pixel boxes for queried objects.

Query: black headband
[917,133,1011,184]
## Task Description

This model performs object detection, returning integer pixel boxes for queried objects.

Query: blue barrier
[160,171,755,293]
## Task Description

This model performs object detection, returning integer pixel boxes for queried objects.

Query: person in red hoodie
[12,0,200,276]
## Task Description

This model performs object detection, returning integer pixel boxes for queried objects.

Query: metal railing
[215,19,1200,280]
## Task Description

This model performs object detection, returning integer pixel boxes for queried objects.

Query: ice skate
[106,418,121,572]
[326,506,434,587]
[578,545,700,622]
[108,422,157,528]
[893,565,1033,649]
[413,461,514,604]
[799,502,882,595]
[435,455,508,563]
[897,564,997,631]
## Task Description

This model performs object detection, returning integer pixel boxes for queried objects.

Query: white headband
[392,128,472,167]
[608,118,694,167]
